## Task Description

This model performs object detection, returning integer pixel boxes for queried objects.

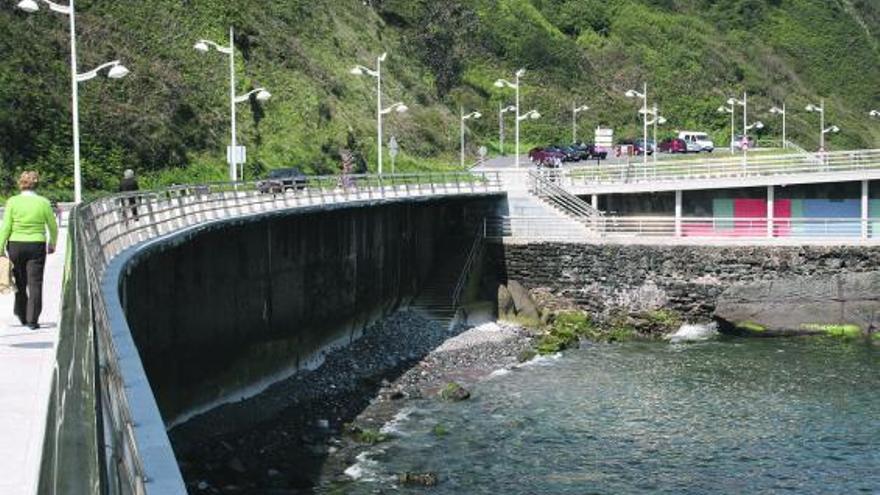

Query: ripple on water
[336,338,880,494]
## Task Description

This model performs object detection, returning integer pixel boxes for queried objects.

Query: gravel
[171,309,532,494]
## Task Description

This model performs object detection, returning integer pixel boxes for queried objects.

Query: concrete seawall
[120,196,501,424]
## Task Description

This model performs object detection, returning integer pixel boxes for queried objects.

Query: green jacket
[0,192,59,252]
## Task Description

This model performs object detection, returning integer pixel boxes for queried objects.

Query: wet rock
[440,382,471,401]
[226,457,246,474]
[399,472,439,487]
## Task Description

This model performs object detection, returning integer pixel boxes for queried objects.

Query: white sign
[595,127,614,148]
[226,145,246,164]
[388,136,399,158]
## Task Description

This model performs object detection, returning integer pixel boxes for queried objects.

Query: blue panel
[801,199,860,237]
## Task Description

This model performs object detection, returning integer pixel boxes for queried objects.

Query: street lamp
[498,104,516,155]
[196,28,272,182]
[351,52,407,175]
[805,99,831,151]
[18,0,129,203]
[769,104,786,148]
[460,108,482,168]
[717,104,735,154]
[645,105,666,167]
[494,68,526,167]
[625,84,649,168]
[869,110,880,118]
[727,93,748,147]
[572,104,590,143]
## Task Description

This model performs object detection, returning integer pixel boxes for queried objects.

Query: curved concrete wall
[119,196,500,423]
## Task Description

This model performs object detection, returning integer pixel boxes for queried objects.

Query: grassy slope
[0,0,878,199]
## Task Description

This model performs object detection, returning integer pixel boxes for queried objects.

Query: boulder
[399,472,439,487]
[497,284,515,319]
[714,272,880,335]
[439,382,471,401]
[506,280,541,320]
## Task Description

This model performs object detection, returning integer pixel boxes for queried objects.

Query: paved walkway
[0,227,67,495]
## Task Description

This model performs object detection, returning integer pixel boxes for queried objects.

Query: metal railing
[486,215,880,242]
[564,148,880,188]
[48,171,502,495]
[451,224,485,310]
[528,169,602,220]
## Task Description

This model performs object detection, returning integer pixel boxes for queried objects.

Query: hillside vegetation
[1,0,878,199]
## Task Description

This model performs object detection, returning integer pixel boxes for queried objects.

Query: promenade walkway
[0,227,67,495]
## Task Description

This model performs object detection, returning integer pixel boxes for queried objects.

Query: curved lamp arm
[234,88,271,103]
[194,39,232,55]
[76,60,129,82]
[17,0,71,15]
[380,102,408,115]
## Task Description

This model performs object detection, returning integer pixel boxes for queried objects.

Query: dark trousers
[7,241,46,325]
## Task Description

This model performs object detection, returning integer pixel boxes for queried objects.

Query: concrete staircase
[411,241,471,328]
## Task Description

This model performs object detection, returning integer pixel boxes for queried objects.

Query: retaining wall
[493,242,880,320]
[120,196,500,423]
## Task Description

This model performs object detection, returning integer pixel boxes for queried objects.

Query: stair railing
[528,169,602,221]
[451,224,485,310]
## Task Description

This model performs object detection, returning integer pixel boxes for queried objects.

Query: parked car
[658,137,688,153]
[573,142,607,160]
[622,138,653,156]
[528,147,566,167]
[258,167,308,194]
[732,134,757,151]
[678,131,714,152]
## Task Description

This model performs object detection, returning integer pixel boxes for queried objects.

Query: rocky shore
[171,309,532,494]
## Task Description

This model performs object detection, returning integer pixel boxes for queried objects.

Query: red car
[658,138,687,153]
[528,147,565,167]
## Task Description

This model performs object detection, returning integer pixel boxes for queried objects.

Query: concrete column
[591,194,598,210]
[862,180,869,239]
[674,190,682,237]
[767,185,774,238]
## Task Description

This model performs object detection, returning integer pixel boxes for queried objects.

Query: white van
[678,131,714,152]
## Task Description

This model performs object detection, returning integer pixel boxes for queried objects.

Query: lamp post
[717,104,735,154]
[460,108,482,168]
[727,93,748,138]
[769,103,786,148]
[498,104,516,155]
[645,105,666,168]
[18,0,130,203]
[805,99,829,151]
[625,84,649,169]
[494,69,526,167]
[572,104,590,143]
[351,53,407,175]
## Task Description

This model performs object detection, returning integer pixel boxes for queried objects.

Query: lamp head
[806,104,819,112]
[396,104,408,113]
[502,105,516,113]
[754,121,764,129]
[726,98,737,106]
[829,125,840,133]
[256,89,272,101]
[515,68,526,78]
[494,79,505,88]
[474,112,482,119]
[870,110,880,118]
[378,52,387,62]
[657,116,667,125]
[625,90,638,98]
[193,41,210,52]
[530,111,541,120]
[107,64,130,79]
[17,0,39,12]
[350,66,364,76]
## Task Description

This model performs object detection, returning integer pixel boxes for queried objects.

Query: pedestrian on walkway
[118,168,140,221]
[0,171,58,329]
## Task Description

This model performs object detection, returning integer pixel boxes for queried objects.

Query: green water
[337,337,880,494]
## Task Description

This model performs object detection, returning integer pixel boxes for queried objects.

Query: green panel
[713,198,734,230]
[790,199,805,235]
[870,200,880,238]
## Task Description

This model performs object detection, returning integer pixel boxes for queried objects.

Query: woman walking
[0,171,58,329]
